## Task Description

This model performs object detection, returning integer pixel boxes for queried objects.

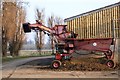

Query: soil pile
[59,58,116,71]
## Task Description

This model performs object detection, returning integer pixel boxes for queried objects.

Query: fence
[19,50,53,56]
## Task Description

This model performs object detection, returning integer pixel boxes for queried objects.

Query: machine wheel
[106,60,114,68]
[51,60,62,69]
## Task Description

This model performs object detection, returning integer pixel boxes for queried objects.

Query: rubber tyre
[51,60,62,69]
[106,60,114,68]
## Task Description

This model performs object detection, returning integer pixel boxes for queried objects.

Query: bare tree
[2,26,7,57]
[9,3,26,56]
[47,15,63,54]
[2,2,17,57]
[35,8,45,54]
[54,16,64,25]
[47,14,55,54]
[2,1,26,57]
[48,14,55,27]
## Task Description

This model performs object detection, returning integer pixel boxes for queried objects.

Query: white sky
[24,0,119,42]
[25,0,119,22]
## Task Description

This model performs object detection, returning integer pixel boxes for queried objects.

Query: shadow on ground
[21,56,120,71]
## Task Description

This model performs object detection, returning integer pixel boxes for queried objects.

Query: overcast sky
[25,0,119,22]
[24,0,119,42]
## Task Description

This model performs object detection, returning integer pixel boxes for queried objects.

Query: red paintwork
[55,54,61,60]
[23,21,115,65]
[65,38,113,52]
[52,25,72,42]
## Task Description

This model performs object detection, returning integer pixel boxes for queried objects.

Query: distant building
[64,2,120,39]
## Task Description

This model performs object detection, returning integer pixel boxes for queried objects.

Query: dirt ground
[23,56,120,71]
[2,67,119,78]
[2,55,120,78]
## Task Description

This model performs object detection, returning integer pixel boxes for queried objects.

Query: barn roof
[64,2,120,22]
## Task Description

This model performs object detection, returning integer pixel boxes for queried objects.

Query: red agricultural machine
[23,20,116,69]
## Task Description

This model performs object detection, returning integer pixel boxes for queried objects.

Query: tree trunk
[2,27,7,57]
[51,34,54,54]
[39,30,42,54]
[2,39,7,57]
[9,41,15,56]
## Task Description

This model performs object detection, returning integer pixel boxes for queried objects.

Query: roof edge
[64,2,120,22]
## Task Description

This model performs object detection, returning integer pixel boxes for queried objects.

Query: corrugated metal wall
[65,2,120,39]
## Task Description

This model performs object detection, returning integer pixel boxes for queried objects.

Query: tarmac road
[2,56,54,70]
[2,56,119,78]
[2,56,54,78]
